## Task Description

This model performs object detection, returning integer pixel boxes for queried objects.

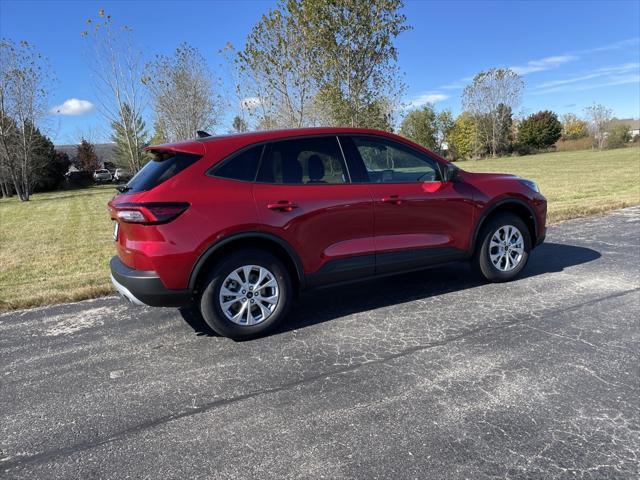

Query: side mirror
[443,163,461,183]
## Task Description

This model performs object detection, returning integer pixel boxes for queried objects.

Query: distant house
[609,119,640,140]
[54,143,117,170]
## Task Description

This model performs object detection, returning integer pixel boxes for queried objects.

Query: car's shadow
[179,242,601,338]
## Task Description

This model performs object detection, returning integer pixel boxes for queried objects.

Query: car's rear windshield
[124,151,201,193]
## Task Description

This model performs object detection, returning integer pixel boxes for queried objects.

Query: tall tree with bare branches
[0,39,53,201]
[584,103,613,150]
[81,10,147,172]
[144,43,224,142]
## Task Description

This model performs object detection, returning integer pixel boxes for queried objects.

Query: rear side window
[125,152,201,193]
[211,145,263,182]
[257,137,348,184]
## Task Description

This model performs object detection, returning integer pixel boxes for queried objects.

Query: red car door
[253,136,375,286]
[342,135,475,274]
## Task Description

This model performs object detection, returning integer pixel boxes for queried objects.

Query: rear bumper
[109,256,191,307]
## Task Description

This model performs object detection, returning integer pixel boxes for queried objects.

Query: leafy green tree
[517,110,562,152]
[605,124,631,149]
[561,113,589,140]
[448,112,478,160]
[303,0,410,128]
[111,103,149,171]
[462,68,523,157]
[237,0,409,129]
[399,105,437,150]
[237,3,318,128]
[436,109,454,153]
[232,115,248,133]
[76,139,100,172]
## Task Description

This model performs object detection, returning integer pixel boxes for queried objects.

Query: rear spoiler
[145,141,206,157]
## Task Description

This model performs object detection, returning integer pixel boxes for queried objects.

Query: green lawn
[460,147,640,223]
[0,185,116,312]
[0,147,638,312]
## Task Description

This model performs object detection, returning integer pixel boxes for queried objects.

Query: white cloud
[510,55,577,75]
[51,98,94,116]
[574,37,640,55]
[407,92,450,108]
[532,63,640,94]
[535,63,639,89]
[240,97,261,110]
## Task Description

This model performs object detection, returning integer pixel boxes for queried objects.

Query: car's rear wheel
[198,249,292,339]
[474,213,531,282]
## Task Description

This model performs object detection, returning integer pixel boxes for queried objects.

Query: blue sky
[1,0,639,144]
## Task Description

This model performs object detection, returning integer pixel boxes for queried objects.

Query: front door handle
[267,200,299,212]
[382,195,402,205]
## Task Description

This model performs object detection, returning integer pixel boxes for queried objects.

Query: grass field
[460,147,640,223]
[1,147,639,312]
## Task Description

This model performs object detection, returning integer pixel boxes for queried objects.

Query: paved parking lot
[1,207,639,479]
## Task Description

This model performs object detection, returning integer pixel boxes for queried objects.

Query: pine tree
[111,103,149,172]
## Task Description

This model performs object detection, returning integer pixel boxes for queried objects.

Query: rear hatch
[107,141,206,269]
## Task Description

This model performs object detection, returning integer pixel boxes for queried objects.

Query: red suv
[108,128,546,339]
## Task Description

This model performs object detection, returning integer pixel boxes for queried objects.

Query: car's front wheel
[474,213,532,282]
[198,249,292,340]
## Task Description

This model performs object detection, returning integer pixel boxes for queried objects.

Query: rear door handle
[382,195,402,205]
[267,200,298,212]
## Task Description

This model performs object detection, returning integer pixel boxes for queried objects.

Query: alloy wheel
[489,225,525,272]
[218,265,279,325]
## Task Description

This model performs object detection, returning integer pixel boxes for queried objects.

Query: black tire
[198,248,292,340]
[473,212,531,282]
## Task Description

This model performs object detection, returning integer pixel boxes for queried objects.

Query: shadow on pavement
[179,242,600,338]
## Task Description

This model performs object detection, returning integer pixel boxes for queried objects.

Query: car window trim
[346,134,445,184]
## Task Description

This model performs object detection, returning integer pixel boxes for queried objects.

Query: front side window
[257,137,348,184]
[352,136,441,183]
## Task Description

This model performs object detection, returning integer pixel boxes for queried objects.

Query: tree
[236,0,409,130]
[561,113,589,140]
[144,43,224,142]
[584,103,613,150]
[448,112,479,160]
[111,103,149,170]
[33,132,69,192]
[0,39,54,201]
[605,124,631,149]
[462,68,523,157]
[149,120,167,145]
[399,105,437,150]
[303,0,410,128]
[436,109,454,153]
[232,115,249,133]
[517,110,562,151]
[0,112,18,198]
[76,139,100,172]
[236,3,318,128]
[82,10,147,173]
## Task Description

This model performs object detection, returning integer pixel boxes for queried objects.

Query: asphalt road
[1,208,639,480]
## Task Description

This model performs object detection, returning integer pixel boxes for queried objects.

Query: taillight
[114,202,189,224]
